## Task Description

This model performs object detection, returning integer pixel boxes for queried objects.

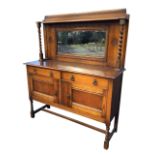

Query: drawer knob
[93,79,98,86]
[70,75,75,81]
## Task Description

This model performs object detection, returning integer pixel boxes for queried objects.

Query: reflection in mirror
[57,30,107,58]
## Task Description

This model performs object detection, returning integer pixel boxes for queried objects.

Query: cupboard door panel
[28,72,59,104]
[33,79,54,96]
[72,89,102,110]
[72,88,107,118]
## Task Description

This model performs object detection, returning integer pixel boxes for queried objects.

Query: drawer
[62,72,108,89]
[27,66,60,79]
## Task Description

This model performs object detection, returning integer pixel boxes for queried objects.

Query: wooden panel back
[43,20,129,68]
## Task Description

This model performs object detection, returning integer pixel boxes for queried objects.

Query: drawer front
[27,66,60,79]
[62,72,108,89]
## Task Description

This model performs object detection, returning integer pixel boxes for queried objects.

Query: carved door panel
[28,73,59,104]
[72,88,107,118]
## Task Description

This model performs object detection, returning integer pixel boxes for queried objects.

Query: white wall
[0,0,155,155]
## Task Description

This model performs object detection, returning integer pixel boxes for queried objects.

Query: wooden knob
[93,79,97,86]
[70,75,75,81]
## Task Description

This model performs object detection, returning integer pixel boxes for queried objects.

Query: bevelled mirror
[57,30,107,59]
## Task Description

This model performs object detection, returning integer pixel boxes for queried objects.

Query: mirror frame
[55,25,109,63]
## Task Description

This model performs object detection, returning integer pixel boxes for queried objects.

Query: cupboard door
[61,80,72,107]
[28,73,59,104]
[72,89,106,118]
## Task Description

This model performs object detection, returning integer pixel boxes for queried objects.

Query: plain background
[0,0,155,154]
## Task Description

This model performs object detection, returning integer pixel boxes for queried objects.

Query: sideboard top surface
[25,60,124,79]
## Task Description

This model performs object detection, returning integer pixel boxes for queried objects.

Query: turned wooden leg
[114,114,119,132]
[104,124,110,149]
[30,97,35,118]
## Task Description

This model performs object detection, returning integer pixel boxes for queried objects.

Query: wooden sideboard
[25,9,129,150]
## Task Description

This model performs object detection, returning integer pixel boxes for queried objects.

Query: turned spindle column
[104,124,110,149]
[36,21,43,61]
[116,19,126,68]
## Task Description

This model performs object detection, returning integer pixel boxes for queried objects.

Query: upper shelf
[25,60,124,79]
[43,9,129,24]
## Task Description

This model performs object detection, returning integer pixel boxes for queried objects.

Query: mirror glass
[57,30,107,58]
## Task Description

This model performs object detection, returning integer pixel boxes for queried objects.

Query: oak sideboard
[25,9,129,149]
